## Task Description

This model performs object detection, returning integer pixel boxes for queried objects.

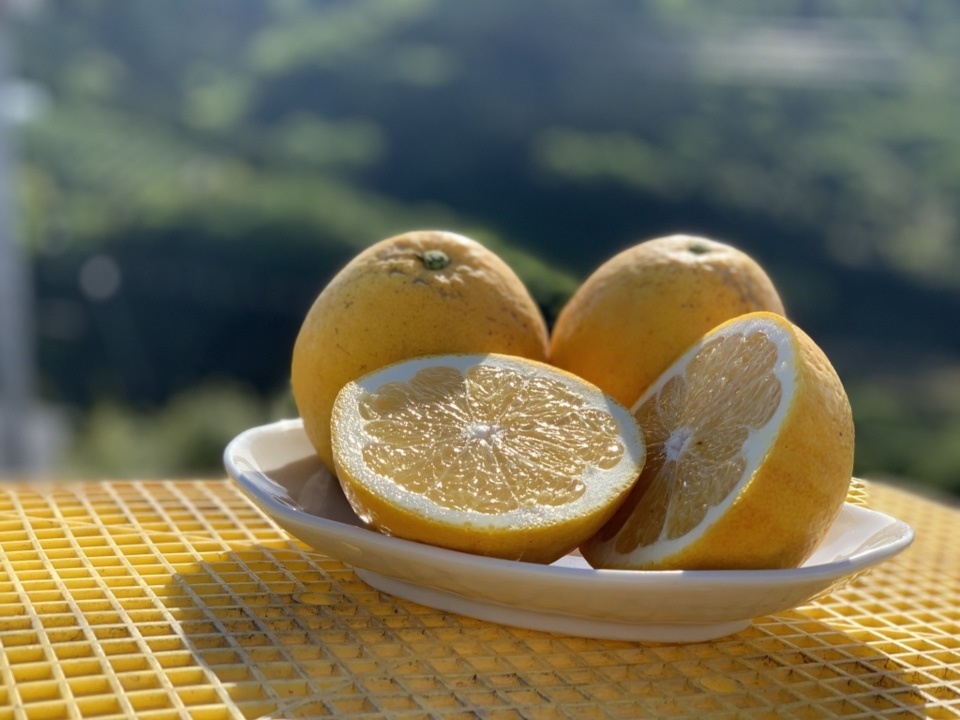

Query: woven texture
[0,478,957,719]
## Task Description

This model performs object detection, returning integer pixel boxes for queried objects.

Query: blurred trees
[13,1,960,493]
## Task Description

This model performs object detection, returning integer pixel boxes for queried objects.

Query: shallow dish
[224,419,914,642]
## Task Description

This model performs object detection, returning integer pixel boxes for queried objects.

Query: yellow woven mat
[0,478,958,719]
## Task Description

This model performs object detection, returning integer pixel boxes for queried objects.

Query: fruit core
[664,426,695,462]
[464,422,503,444]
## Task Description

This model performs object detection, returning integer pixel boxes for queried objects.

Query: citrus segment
[332,353,645,564]
[580,312,854,571]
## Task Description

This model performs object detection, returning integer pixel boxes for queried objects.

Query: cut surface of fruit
[331,353,645,564]
[580,312,855,571]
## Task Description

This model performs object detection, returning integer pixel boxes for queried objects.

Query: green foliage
[66,382,294,479]
[13,2,960,491]
[849,369,960,495]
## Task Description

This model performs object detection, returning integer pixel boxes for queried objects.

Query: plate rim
[224,418,915,589]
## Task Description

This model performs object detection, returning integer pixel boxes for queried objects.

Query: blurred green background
[3,1,959,497]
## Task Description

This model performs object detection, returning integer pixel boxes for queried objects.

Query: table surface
[0,478,958,720]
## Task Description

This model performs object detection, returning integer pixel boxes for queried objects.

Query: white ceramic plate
[224,419,914,642]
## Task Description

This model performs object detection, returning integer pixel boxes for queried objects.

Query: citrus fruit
[292,231,549,470]
[579,312,854,570]
[331,353,646,564]
[549,235,786,408]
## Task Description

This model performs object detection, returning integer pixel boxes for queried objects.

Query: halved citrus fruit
[580,312,855,571]
[331,353,646,564]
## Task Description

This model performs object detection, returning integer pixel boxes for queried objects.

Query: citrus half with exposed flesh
[331,353,646,564]
[580,312,855,571]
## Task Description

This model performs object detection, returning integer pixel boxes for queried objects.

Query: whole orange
[549,235,785,408]
[292,230,549,470]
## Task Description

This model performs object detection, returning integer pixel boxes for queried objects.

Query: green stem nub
[421,249,451,270]
[688,240,711,255]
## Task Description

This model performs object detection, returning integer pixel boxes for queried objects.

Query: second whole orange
[549,234,786,408]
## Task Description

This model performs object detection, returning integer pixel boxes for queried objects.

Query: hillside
[12,1,960,493]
